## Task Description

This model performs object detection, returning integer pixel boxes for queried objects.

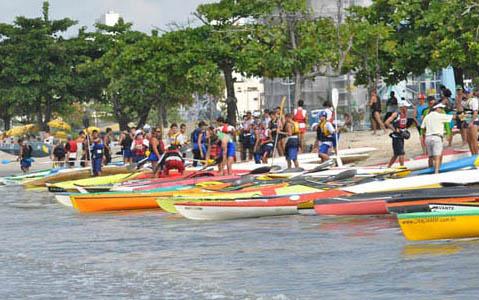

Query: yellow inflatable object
[5,124,38,137]
[48,119,71,132]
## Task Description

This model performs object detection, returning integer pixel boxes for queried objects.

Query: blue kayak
[411,155,479,175]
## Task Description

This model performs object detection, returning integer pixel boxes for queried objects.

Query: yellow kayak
[46,172,144,191]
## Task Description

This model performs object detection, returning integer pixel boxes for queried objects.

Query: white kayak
[342,170,479,194]
[175,199,299,220]
[55,194,73,207]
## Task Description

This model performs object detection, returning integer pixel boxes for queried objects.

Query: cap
[319,111,328,118]
[456,85,463,90]
[433,103,446,109]
[135,129,143,136]
[399,100,411,107]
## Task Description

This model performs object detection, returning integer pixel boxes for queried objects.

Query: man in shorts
[421,103,453,174]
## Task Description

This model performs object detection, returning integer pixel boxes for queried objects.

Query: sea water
[1,185,479,299]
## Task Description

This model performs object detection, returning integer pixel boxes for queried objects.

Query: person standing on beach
[51,140,66,168]
[369,89,387,135]
[65,135,78,167]
[131,130,149,163]
[466,90,479,155]
[414,93,428,154]
[240,111,255,162]
[385,101,412,167]
[147,128,165,176]
[119,131,133,164]
[216,117,236,175]
[283,113,300,169]
[191,121,208,167]
[421,103,453,173]
[90,130,104,176]
[455,86,468,146]
[102,128,113,165]
[316,111,336,163]
[17,138,33,173]
[384,91,399,122]
[293,100,308,152]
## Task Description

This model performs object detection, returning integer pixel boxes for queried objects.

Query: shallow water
[1,185,479,299]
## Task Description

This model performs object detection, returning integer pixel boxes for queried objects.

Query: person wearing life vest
[293,99,308,152]
[385,101,412,168]
[316,111,336,163]
[102,127,113,165]
[207,126,222,167]
[17,138,33,173]
[283,113,300,169]
[65,135,78,167]
[147,128,165,176]
[130,130,149,163]
[191,121,208,167]
[160,145,185,176]
[119,130,133,164]
[167,123,180,147]
[216,117,236,175]
[240,111,255,162]
[52,140,67,168]
[90,130,104,176]
[253,122,273,164]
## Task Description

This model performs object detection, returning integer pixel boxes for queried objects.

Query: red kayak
[314,198,387,216]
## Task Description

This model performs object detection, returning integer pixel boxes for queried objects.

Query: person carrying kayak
[191,121,208,167]
[315,111,336,163]
[90,130,104,176]
[385,100,412,168]
[147,128,165,176]
[421,103,453,174]
[159,145,185,176]
[65,135,78,167]
[17,138,33,173]
[254,122,273,164]
[283,113,300,169]
[131,130,149,163]
[293,99,308,152]
[216,117,236,175]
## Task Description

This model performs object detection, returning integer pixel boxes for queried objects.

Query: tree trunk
[221,64,237,126]
[159,104,168,129]
[453,66,464,88]
[136,105,151,130]
[43,98,52,131]
[293,69,302,109]
[2,116,11,131]
[111,96,130,131]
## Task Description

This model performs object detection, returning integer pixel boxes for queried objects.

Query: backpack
[54,144,66,157]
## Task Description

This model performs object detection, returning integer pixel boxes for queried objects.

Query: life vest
[317,121,333,141]
[293,107,306,123]
[169,133,180,146]
[67,140,77,153]
[53,144,66,157]
[394,113,408,129]
[209,143,220,159]
[221,124,233,134]
[291,121,300,135]
[91,141,104,159]
[191,128,206,145]
[164,149,183,162]
[132,139,146,156]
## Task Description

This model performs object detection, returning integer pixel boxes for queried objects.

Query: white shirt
[468,97,479,111]
[421,111,453,137]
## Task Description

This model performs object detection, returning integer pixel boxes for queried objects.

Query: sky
[0,0,216,35]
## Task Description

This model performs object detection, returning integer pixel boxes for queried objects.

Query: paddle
[331,88,343,167]
[291,169,357,186]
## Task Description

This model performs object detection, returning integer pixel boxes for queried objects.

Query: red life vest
[293,107,306,123]
[132,139,146,156]
[210,144,220,158]
[68,140,77,153]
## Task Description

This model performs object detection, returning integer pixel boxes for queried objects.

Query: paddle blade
[1,159,12,165]
[249,166,272,174]
[324,169,357,183]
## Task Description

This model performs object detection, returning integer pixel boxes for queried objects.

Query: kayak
[157,189,339,213]
[410,155,479,176]
[24,165,134,188]
[377,149,470,170]
[398,210,479,241]
[46,172,146,192]
[341,170,479,194]
[429,203,479,212]
[314,186,479,216]
[175,198,300,220]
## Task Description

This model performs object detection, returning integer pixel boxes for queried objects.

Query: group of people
[370,85,478,173]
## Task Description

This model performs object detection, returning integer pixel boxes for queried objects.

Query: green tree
[0,1,77,130]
